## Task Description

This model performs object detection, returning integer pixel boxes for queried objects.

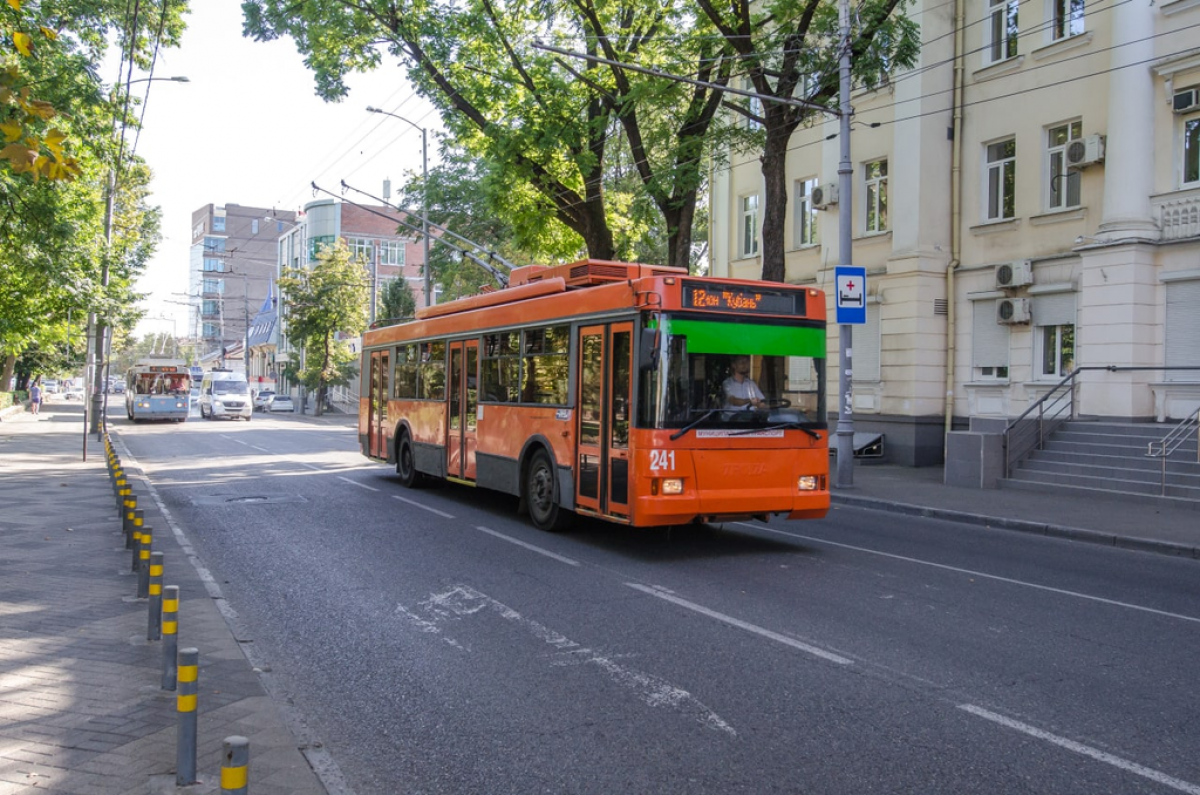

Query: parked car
[265,394,294,413]
[253,390,275,411]
[62,387,86,401]
[42,380,59,394]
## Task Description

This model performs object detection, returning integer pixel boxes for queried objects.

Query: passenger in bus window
[722,355,765,410]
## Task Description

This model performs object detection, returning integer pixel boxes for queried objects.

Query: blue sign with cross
[835,266,867,325]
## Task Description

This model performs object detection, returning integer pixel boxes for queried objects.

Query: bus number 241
[650,450,676,471]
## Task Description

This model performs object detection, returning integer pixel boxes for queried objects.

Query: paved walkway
[1,400,1195,793]
[0,402,334,795]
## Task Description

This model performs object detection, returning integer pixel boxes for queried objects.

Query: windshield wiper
[669,408,726,441]
[728,422,822,440]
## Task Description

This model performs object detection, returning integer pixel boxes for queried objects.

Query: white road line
[337,476,379,492]
[473,526,580,566]
[626,583,854,666]
[301,463,323,471]
[749,525,1200,626]
[960,704,1200,794]
[251,445,271,453]
[392,494,455,518]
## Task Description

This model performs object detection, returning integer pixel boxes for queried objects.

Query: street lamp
[366,106,432,308]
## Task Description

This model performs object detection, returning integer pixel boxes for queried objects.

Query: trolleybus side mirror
[639,329,661,372]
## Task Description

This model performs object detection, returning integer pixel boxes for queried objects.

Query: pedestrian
[29,379,42,416]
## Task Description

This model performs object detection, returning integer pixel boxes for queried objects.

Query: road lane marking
[397,585,736,736]
[392,495,455,518]
[337,476,379,492]
[749,525,1200,626]
[473,525,580,566]
[960,704,1200,794]
[626,583,854,666]
[301,463,323,471]
[251,445,270,453]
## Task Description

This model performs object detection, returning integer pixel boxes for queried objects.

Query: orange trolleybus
[358,259,829,531]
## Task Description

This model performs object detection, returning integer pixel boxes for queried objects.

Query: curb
[831,494,1200,561]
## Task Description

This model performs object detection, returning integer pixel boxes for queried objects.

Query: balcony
[1155,188,1200,241]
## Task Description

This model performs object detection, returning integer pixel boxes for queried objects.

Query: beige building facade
[710,0,1200,465]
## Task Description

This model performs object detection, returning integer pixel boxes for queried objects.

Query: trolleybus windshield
[637,314,827,432]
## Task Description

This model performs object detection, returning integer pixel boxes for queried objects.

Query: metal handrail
[1145,406,1200,496]
[1003,371,1078,478]
[1001,366,1200,479]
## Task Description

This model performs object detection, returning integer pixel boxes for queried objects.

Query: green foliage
[278,241,370,412]
[378,276,417,326]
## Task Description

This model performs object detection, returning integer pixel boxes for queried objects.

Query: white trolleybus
[125,357,191,422]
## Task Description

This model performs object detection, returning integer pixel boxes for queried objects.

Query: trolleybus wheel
[526,448,568,532]
[397,433,420,488]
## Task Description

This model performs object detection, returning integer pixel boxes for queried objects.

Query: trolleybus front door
[368,350,388,459]
[447,339,479,482]
[576,323,632,519]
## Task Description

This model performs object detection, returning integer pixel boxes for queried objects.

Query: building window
[202,258,225,273]
[744,77,762,131]
[1166,280,1200,381]
[987,0,1019,64]
[973,300,1010,380]
[740,195,759,257]
[1038,324,1075,378]
[794,178,819,247]
[1051,0,1084,41]
[1047,121,1082,210]
[251,219,260,235]
[204,237,226,253]
[348,237,373,262]
[380,240,406,267]
[202,278,224,294]
[212,216,226,232]
[1184,113,1200,186]
[308,235,337,262]
[202,299,221,317]
[864,159,888,233]
[985,138,1016,221]
[203,323,220,339]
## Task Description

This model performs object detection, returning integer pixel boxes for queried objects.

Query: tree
[244,0,732,272]
[277,241,370,416]
[378,276,417,325]
[697,0,920,282]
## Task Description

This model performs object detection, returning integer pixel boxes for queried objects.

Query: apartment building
[710,1,1200,465]
[189,203,298,373]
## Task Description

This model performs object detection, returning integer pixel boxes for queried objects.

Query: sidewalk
[0,402,334,795]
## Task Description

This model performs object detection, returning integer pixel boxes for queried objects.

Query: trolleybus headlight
[138,401,149,408]
[797,476,819,491]
[175,402,185,408]
[661,478,684,495]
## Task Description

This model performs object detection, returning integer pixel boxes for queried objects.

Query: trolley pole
[834,0,856,489]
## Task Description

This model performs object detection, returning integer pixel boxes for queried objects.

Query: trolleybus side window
[521,325,569,405]
[394,344,418,399]
[418,341,446,400]
[482,331,521,403]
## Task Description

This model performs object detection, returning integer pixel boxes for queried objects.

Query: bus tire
[525,448,569,532]
[396,433,421,488]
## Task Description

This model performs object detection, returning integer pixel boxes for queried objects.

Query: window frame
[1046,120,1082,211]
[864,159,889,234]
[1035,323,1075,380]
[986,0,1020,65]
[740,194,760,258]
[985,137,1017,222]
[1050,0,1085,42]
[1183,110,1200,188]
[793,177,820,247]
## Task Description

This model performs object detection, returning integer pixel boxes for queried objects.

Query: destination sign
[147,366,181,373]
[682,282,802,315]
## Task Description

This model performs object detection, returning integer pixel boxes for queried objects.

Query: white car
[253,391,276,411]
[266,394,294,413]
[63,387,86,401]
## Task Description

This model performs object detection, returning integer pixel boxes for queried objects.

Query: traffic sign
[835,266,866,324]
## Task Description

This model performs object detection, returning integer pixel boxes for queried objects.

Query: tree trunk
[759,125,792,284]
[1,353,15,393]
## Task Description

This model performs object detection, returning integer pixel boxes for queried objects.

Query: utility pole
[834,0,856,488]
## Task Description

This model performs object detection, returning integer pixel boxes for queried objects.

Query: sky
[127,0,440,338]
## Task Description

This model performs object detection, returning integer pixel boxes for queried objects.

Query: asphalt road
[115,409,1200,795]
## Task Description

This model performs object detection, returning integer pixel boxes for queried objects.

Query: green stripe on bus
[665,319,826,357]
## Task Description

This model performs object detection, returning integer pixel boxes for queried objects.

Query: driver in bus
[722,355,765,411]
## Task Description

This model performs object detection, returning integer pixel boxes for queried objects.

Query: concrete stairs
[1002,420,1200,507]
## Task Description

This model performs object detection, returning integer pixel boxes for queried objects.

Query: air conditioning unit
[1066,134,1106,169]
[995,259,1033,289]
[996,297,1032,325]
[811,183,839,210]
[1174,88,1200,114]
